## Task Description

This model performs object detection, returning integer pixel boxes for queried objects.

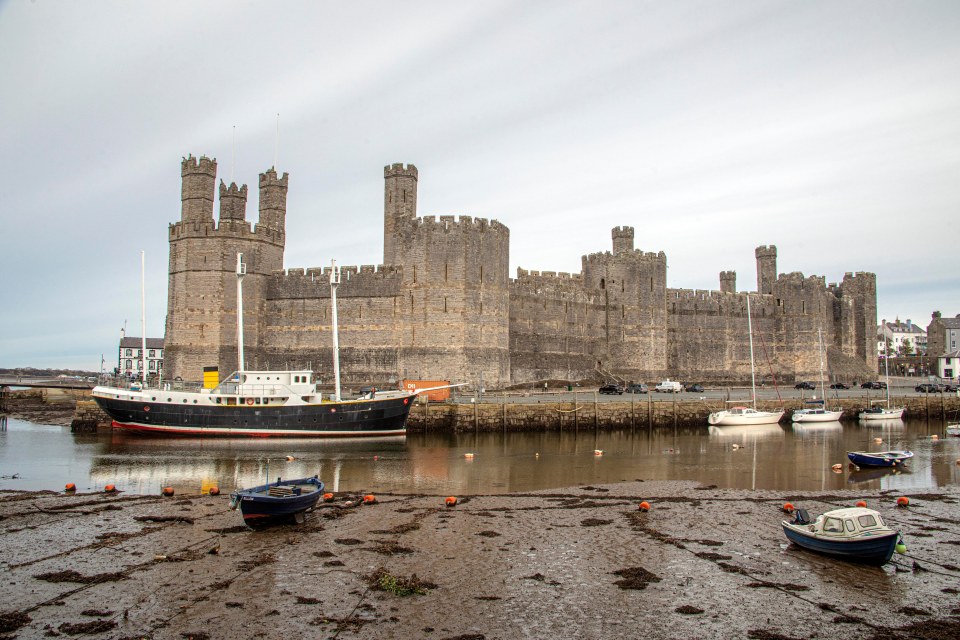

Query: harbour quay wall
[407,395,960,432]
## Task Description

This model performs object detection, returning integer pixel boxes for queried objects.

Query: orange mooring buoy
[638,501,651,512]
[782,503,795,513]
[897,496,910,507]
[363,494,377,505]
[162,487,175,497]
[323,492,335,502]
[65,483,76,492]
[208,487,220,496]
[856,500,867,508]
[445,496,458,507]
[104,484,117,493]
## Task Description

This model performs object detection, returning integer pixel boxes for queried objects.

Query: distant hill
[0,367,100,377]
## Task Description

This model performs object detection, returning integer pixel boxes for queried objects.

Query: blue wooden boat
[847,450,913,468]
[782,507,902,566]
[230,475,324,527]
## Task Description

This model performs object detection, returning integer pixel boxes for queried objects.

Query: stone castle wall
[163,156,877,386]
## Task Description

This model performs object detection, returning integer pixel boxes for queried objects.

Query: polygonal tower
[720,270,736,294]
[383,163,418,265]
[755,245,777,295]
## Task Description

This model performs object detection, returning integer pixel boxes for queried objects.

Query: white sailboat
[792,328,843,423]
[708,295,785,426]
[858,339,904,421]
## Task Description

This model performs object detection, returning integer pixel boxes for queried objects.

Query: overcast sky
[1,1,958,370]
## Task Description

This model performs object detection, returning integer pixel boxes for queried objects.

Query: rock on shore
[1,482,959,639]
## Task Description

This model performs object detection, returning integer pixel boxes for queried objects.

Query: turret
[612,226,635,255]
[258,168,289,232]
[180,155,216,224]
[218,181,248,223]
[720,270,736,294]
[383,163,418,264]
[755,245,777,295]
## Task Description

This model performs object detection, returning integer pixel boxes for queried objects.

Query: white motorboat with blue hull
[782,507,902,566]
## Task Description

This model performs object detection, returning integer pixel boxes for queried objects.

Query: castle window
[413,266,417,283]
[480,266,484,282]
[802,301,805,314]
[650,277,653,292]
[600,278,605,290]
[445,263,448,282]
[444,297,448,313]
[402,190,406,203]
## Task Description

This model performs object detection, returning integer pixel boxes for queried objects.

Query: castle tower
[612,226,634,255]
[720,270,736,294]
[257,168,289,232]
[755,245,777,295]
[383,163,418,265]
[180,155,217,224]
[218,181,247,223]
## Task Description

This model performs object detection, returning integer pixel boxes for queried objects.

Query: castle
[163,155,877,388]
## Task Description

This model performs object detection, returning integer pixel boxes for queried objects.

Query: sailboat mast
[140,251,147,385]
[747,295,757,409]
[236,253,246,373]
[817,328,827,405]
[330,259,342,402]
[883,337,891,408]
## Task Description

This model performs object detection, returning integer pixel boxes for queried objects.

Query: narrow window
[413,265,417,283]
[445,263,448,281]
[402,190,406,203]
[801,301,805,314]
[444,297,448,313]
[480,265,484,282]
[600,278,605,290]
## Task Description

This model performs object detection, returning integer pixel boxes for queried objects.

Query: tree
[900,338,914,356]
[883,336,894,356]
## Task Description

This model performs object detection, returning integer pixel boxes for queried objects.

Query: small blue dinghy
[846,450,913,468]
[782,507,903,566]
[230,475,324,528]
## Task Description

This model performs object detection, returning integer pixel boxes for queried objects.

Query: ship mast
[747,294,757,409]
[330,259,342,402]
[140,251,147,385]
[236,253,246,373]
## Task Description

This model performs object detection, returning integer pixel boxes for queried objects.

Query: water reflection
[0,416,958,495]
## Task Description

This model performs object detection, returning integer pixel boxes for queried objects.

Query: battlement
[259,168,289,188]
[612,226,634,236]
[581,249,666,264]
[384,163,418,180]
[515,268,581,281]
[612,226,635,254]
[777,272,826,288]
[181,154,216,176]
[409,214,509,235]
[843,271,876,283]
[755,245,777,258]
[268,263,403,300]
[219,181,247,198]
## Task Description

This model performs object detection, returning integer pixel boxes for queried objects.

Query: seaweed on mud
[237,553,276,571]
[580,518,613,527]
[80,610,113,617]
[324,560,345,567]
[746,581,809,592]
[943,587,960,594]
[675,605,704,614]
[34,570,128,584]
[58,620,117,635]
[371,522,420,535]
[440,635,486,640]
[209,579,234,590]
[476,530,501,537]
[369,540,414,555]
[0,611,31,634]
[475,596,501,601]
[941,540,960,546]
[695,552,732,561]
[180,632,210,640]
[862,619,960,640]
[205,525,249,534]
[695,485,718,490]
[686,538,724,547]
[472,511,496,517]
[310,615,370,632]
[295,596,322,605]
[312,551,335,558]
[134,515,194,524]
[395,507,416,513]
[716,563,751,576]
[831,615,862,624]
[366,568,437,596]
[334,538,364,545]
[524,573,546,581]
[747,631,803,640]
[611,567,661,591]
[899,606,931,616]
[225,602,243,608]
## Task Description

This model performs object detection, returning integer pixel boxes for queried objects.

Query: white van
[655,380,683,393]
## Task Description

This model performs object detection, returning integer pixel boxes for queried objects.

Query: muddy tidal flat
[2,482,959,640]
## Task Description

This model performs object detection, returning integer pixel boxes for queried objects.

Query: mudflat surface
[1,482,959,639]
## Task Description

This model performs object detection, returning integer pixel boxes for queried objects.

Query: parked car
[829,382,849,390]
[861,381,887,390]
[625,383,648,394]
[915,383,942,393]
[794,381,816,390]
[599,383,624,395]
[943,384,958,393]
[655,380,683,393]
[684,383,704,393]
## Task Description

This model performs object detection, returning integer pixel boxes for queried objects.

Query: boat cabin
[810,507,891,537]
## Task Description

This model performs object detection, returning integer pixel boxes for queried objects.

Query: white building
[881,318,926,355]
[119,337,164,378]
[937,350,960,381]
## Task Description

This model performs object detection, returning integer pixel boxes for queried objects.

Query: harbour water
[2,415,958,496]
